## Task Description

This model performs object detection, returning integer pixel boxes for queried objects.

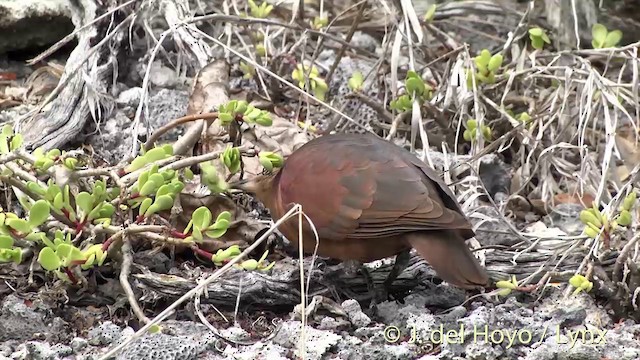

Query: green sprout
[591,23,622,49]
[211,245,241,266]
[291,63,328,101]
[123,144,173,174]
[255,44,267,57]
[390,71,433,112]
[579,192,635,241]
[466,49,503,87]
[235,249,275,272]
[36,230,108,283]
[463,119,491,143]
[0,235,22,264]
[184,208,276,272]
[148,324,163,334]
[258,151,284,172]
[217,100,272,127]
[423,4,437,23]
[528,27,551,50]
[129,165,183,223]
[506,110,533,128]
[348,71,364,92]
[199,162,228,193]
[296,121,318,133]
[0,124,23,155]
[1,199,50,242]
[31,147,80,172]
[191,243,275,272]
[248,0,274,18]
[312,16,329,30]
[183,207,231,243]
[569,274,593,295]
[240,62,256,79]
[495,275,519,297]
[516,112,531,123]
[222,146,242,174]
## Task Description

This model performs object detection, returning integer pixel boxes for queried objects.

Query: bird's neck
[256,172,283,218]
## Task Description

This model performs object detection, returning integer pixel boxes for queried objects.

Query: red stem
[75,218,87,233]
[170,230,188,239]
[192,246,213,260]
[102,236,114,252]
[63,267,78,284]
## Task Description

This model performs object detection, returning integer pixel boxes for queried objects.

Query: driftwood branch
[132,247,619,309]
[18,0,125,151]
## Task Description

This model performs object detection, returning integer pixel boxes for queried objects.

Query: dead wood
[132,247,619,309]
[18,0,125,151]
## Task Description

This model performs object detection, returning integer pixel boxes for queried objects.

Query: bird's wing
[276,135,472,241]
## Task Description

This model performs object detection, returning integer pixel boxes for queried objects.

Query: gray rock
[70,337,88,353]
[9,341,72,360]
[349,31,380,53]
[272,321,341,360]
[222,342,289,360]
[544,203,585,236]
[117,87,144,107]
[342,299,372,328]
[148,61,180,88]
[134,249,172,273]
[87,321,123,346]
[115,333,214,360]
[84,88,189,165]
[0,294,67,343]
[315,54,382,134]
[478,154,511,200]
[146,88,190,141]
[0,0,74,54]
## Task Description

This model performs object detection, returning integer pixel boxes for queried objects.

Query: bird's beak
[228,177,259,194]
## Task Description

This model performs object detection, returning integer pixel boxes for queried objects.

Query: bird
[230,133,489,302]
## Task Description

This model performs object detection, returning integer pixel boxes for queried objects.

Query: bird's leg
[373,249,412,303]
[343,259,376,295]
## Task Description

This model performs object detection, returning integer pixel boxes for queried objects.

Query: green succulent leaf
[0,235,13,249]
[348,71,364,91]
[192,226,203,241]
[488,54,503,72]
[205,228,228,239]
[27,182,46,196]
[75,192,94,216]
[28,200,50,228]
[146,195,174,216]
[216,211,232,223]
[38,247,61,271]
[623,192,637,211]
[604,30,622,48]
[424,4,436,22]
[139,197,153,218]
[6,218,31,234]
[98,203,115,218]
[592,23,608,47]
[192,207,212,230]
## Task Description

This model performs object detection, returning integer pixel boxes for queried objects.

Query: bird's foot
[372,284,392,304]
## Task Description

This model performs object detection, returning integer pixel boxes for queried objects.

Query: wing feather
[276,134,473,242]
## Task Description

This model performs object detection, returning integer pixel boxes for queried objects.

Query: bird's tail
[405,231,489,289]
